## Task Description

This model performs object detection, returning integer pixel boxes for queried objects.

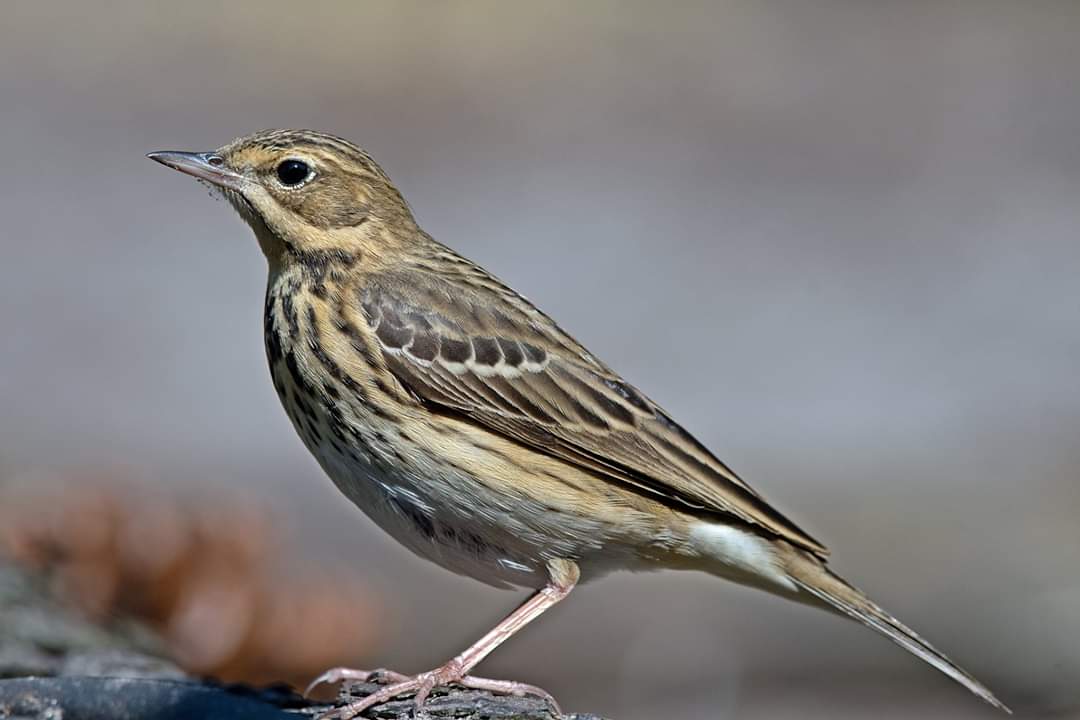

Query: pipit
[148,130,1008,717]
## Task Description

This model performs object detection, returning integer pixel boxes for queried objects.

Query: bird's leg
[316,559,580,720]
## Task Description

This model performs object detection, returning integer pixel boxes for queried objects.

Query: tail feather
[782,550,1011,713]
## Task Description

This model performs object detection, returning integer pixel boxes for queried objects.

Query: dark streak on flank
[388,495,436,540]
[305,306,369,402]
[294,392,315,421]
[281,292,299,338]
[264,314,284,366]
[461,530,488,555]
[536,468,586,493]
[471,440,523,471]
[372,375,398,400]
[443,526,488,556]
[333,306,384,369]
[284,350,305,391]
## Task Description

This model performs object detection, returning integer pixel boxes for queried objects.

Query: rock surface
[0,563,604,719]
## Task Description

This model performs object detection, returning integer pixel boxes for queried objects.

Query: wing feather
[360,270,828,557]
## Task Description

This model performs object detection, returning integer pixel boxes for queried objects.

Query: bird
[148,129,1008,718]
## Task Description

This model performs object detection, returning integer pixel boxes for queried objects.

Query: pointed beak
[147,151,247,191]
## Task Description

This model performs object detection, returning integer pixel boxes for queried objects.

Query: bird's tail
[778,546,1011,713]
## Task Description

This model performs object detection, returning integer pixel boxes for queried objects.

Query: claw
[304,667,381,698]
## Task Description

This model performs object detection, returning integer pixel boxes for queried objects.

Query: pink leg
[315,559,580,720]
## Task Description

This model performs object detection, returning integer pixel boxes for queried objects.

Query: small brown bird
[148,129,1008,717]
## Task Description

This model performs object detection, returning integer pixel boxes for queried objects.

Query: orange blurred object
[0,469,383,688]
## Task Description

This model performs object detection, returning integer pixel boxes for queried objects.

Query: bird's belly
[309,434,558,589]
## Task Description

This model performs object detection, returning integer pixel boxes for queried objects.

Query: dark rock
[0,563,606,719]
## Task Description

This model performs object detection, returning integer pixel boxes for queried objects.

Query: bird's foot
[310,660,559,719]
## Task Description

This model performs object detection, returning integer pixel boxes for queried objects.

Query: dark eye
[276,159,311,186]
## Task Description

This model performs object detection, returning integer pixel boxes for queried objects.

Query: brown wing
[360,268,828,557]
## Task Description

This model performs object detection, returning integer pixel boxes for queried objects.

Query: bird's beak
[146,151,247,191]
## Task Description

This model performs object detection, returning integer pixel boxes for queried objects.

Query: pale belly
[311,431,552,589]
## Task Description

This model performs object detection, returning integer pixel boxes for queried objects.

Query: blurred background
[1,1,1078,718]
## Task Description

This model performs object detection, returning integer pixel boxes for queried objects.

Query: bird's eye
[276,159,312,186]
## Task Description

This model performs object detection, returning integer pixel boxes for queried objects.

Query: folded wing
[358,267,828,557]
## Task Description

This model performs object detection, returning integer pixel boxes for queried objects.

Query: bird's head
[148,129,414,265]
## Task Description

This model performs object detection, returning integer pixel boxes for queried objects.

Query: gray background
[2,2,1078,718]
